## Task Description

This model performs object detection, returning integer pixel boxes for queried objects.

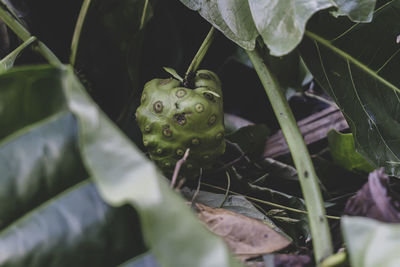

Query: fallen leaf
[263,253,312,267]
[344,168,400,222]
[195,203,291,259]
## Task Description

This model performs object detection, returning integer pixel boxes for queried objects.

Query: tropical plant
[1,0,400,266]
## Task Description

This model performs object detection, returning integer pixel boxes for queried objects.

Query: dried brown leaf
[344,168,400,222]
[195,203,291,259]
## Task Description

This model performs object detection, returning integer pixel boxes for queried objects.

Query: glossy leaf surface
[342,216,400,267]
[179,0,375,55]
[300,1,400,176]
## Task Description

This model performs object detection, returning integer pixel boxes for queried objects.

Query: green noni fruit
[135,69,225,179]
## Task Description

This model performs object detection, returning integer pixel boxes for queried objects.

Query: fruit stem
[0,5,62,67]
[246,44,333,265]
[185,26,215,78]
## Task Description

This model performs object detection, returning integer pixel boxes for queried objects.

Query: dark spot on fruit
[162,126,172,137]
[175,103,179,109]
[203,92,215,102]
[304,171,309,178]
[208,115,217,125]
[159,78,171,85]
[198,73,212,80]
[176,89,187,98]
[164,161,172,168]
[191,138,200,145]
[144,124,151,133]
[153,101,163,113]
[156,148,163,155]
[195,103,204,113]
[174,113,187,126]
[176,149,184,156]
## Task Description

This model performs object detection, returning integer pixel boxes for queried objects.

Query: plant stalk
[140,0,150,30]
[70,0,92,66]
[185,26,215,77]
[0,5,62,67]
[246,46,333,264]
[320,251,347,267]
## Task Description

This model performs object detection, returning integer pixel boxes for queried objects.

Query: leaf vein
[347,60,400,162]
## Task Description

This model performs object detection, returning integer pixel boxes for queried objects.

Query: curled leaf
[344,168,400,223]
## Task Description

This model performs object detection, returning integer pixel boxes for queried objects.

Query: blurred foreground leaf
[342,216,400,267]
[0,65,240,267]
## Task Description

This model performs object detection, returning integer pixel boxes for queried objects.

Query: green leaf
[0,65,240,267]
[0,36,36,73]
[328,129,374,173]
[0,112,87,228]
[0,68,144,265]
[226,124,270,158]
[163,67,183,82]
[0,181,145,267]
[179,0,376,56]
[342,216,400,267]
[61,65,241,267]
[0,66,67,139]
[299,1,400,176]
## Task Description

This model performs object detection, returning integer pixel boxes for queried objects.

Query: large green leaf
[342,216,400,267]
[0,66,67,139]
[61,65,241,267]
[179,0,376,56]
[0,182,145,266]
[299,1,400,176]
[0,112,87,229]
[0,67,145,265]
[0,65,240,267]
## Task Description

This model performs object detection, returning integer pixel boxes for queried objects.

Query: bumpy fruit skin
[135,70,225,179]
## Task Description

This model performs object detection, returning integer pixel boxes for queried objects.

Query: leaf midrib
[305,30,400,95]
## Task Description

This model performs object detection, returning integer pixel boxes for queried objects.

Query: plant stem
[320,251,347,267]
[70,0,92,66]
[185,26,215,77]
[140,0,150,30]
[0,5,30,41]
[0,5,62,67]
[246,46,333,264]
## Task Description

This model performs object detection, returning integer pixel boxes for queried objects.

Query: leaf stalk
[246,45,333,264]
[185,26,215,77]
[0,5,62,67]
[70,0,92,66]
